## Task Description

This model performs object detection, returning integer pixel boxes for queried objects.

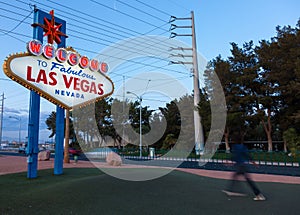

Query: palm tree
[45,111,56,138]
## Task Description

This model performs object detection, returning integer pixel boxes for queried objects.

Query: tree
[256,19,300,151]
[153,95,195,154]
[228,41,262,139]
[205,56,232,151]
[148,111,166,149]
[127,100,154,148]
[45,111,77,144]
[205,49,256,151]
[197,89,211,142]
[72,102,103,149]
[161,134,177,150]
[95,98,117,147]
[173,95,195,153]
[45,110,78,163]
[158,100,181,149]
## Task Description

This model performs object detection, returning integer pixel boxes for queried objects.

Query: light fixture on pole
[126,91,142,158]
[9,116,21,145]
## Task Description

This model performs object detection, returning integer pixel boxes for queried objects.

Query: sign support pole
[27,8,67,177]
[53,16,66,175]
[27,8,42,179]
[4,7,112,178]
[54,106,64,175]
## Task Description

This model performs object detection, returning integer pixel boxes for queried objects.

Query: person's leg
[242,166,266,200]
[228,165,243,192]
[244,173,260,196]
[228,173,238,191]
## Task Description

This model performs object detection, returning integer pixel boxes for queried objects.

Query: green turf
[1,168,300,215]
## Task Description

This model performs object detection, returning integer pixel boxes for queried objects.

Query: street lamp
[126,91,142,158]
[9,116,21,145]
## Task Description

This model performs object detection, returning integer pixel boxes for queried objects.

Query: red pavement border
[1,155,300,184]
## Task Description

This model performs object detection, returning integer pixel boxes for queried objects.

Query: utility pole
[122,75,126,149]
[0,93,5,146]
[127,91,143,158]
[169,11,204,155]
[191,11,204,155]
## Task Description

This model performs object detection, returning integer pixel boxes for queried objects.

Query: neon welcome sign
[3,11,114,110]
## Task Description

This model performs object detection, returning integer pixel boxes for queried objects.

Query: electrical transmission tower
[169,11,204,155]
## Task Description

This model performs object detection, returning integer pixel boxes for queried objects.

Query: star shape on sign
[32,10,68,44]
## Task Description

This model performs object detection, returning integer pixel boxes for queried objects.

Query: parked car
[18,146,47,154]
[18,147,26,154]
[68,148,81,156]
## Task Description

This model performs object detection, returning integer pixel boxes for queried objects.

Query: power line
[0,1,196,122]
[0,15,188,77]
[0,8,30,24]
[0,27,30,43]
[48,3,172,54]
[115,0,167,23]
[67,28,171,60]
[0,14,187,78]
[72,45,188,75]
[0,1,31,13]
[0,7,32,22]
[165,0,191,13]
[6,0,192,59]
[12,0,192,76]
[58,14,172,60]
[0,10,33,37]
[114,94,170,103]
[0,78,12,81]
[134,0,172,17]
[16,0,175,58]
[36,0,144,36]
[90,0,168,31]
[24,0,172,59]
[68,34,176,70]
[0,9,171,70]
[11,2,172,59]
[25,0,138,37]
[110,59,189,79]
[110,70,190,82]
[0,3,192,81]
[0,30,27,43]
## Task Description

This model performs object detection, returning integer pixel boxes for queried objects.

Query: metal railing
[116,148,300,166]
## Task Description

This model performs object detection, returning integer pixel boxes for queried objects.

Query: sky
[0,0,299,143]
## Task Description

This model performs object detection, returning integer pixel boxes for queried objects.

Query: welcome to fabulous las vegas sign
[3,39,114,110]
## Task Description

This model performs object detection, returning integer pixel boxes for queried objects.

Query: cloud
[4,107,21,115]
[3,108,53,133]
[19,108,29,114]
[2,107,58,142]
[2,129,52,143]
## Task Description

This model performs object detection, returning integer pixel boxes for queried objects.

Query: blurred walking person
[223,132,266,201]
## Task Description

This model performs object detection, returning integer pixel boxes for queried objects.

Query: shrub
[283,128,300,157]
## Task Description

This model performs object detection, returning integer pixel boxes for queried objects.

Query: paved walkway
[1,155,300,184]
